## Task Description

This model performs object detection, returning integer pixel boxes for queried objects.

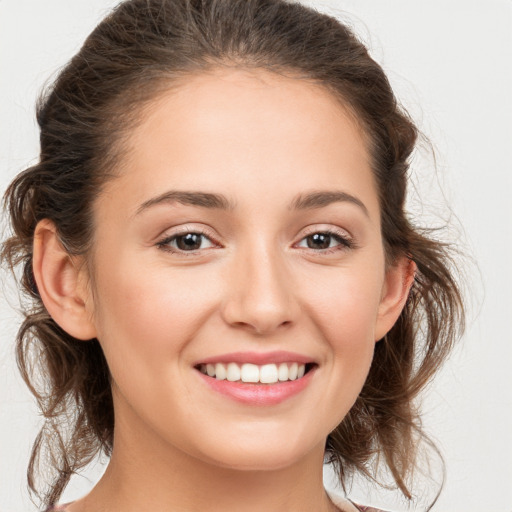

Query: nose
[220,242,300,336]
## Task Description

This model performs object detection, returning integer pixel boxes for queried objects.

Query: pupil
[308,233,330,249]
[177,233,202,250]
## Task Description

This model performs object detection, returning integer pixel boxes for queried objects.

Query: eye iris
[307,233,331,249]
[176,233,202,250]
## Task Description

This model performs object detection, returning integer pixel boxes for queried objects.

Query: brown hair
[1,0,464,507]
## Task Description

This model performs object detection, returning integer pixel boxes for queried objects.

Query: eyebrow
[136,189,368,216]
[291,190,369,216]
[136,190,235,214]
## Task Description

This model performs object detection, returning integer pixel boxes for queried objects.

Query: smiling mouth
[196,362,316,384]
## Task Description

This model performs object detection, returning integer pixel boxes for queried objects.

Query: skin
[33,68,414,512]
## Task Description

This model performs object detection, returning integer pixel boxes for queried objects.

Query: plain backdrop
[1,1,511,511]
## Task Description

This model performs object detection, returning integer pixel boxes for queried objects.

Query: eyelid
[156,224,222,255]
[293,225,356,253]
[298,224,353,240]
[154,223,357,256]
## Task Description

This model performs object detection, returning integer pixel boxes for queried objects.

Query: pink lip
[196,366,317,406]
[194,351,314,366]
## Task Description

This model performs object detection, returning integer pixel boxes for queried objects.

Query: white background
[1,1,511,511]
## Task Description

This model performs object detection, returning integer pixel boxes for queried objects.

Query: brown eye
[306,233,332,249]
[296,231,353,252]
[175,233,204,251]
[157,232,216,253]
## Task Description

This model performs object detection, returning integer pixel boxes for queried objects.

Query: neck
[74,410,338,512]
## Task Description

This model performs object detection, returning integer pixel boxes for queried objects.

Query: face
[82,68,406,471]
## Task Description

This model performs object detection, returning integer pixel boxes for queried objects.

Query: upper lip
[193,351,315,366]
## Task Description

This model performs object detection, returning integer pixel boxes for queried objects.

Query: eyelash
[295,228,355,254]
[156,227,218,256]
[156,228,355,257]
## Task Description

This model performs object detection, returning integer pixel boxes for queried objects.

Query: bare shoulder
[328,493,390,512]
[46,503,390,512]
[45,504,70,511]
[354,507,390,512]
[46,499,390,512]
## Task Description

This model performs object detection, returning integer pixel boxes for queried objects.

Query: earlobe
[32,219,97,341]
[374,256,416,342]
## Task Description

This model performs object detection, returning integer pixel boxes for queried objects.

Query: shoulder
[327,492,390,512]
[45,501,390,512]
[353,507,390,512]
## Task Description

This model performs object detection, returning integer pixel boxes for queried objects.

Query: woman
[1,0,464,511]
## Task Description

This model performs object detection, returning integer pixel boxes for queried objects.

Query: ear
[374,256,416,342]
[32,219,97,341]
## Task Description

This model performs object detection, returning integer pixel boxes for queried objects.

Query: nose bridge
[221,235,298,335]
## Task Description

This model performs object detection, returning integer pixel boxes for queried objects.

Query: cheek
[90,253,221,366]
[304,268,383,426]
[302,261,385,349]
[298,258,384,406]
[321,282,379,378]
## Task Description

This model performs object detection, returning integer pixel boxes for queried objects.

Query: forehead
[134,67,370,160]
[99,67,379,220]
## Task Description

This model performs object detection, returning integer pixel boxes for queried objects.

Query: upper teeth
[199,362,306,384]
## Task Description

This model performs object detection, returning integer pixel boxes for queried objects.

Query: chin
[208,452,308,472]
[193,431,321,472]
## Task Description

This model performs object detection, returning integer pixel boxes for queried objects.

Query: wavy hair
[1,0,464,507]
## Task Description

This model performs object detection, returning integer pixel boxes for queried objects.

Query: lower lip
[196,368,315,406]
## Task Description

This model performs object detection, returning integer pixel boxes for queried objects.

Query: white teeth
[260,364,278,384]
[215,363,227,380]
[289,362,298,380]
[278,363,289,381]
[199,362,310,383]
[240,363,259,383]
[226,362,241,381]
